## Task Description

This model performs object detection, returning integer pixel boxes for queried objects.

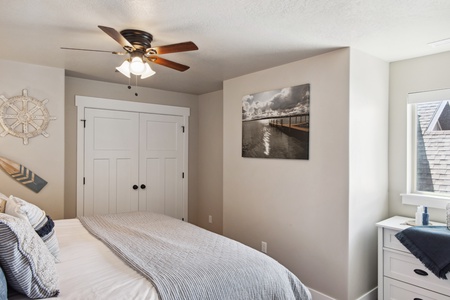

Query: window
[402,89,450,209]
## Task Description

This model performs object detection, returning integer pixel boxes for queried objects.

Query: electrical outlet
[261,241,267,253]
[208,215,213,223]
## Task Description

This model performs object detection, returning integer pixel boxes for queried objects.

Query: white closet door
[139,113,185,219]
[84,108,139,216]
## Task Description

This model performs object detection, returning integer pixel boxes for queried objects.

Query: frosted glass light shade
[116,58,155,79]
[116,60,131,78]
[140,63,156,79]
[130,57,145,75]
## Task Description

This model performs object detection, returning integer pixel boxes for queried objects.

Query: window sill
[401,193,450,209]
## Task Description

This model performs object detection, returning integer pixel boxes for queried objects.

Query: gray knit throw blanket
[79,211,311,300]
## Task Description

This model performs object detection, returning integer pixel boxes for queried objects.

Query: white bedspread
[9,219,159,300]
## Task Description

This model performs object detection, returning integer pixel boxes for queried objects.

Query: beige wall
[348,49,389,299]
[389,51,450,223]
[64,77,200,222]
[0,59,65,219]
[197,90,223,233]
[223,48,388,299]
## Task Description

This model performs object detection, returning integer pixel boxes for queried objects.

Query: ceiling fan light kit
[116,57,156,79]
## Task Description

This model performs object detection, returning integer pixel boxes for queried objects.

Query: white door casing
[76,96,189,220]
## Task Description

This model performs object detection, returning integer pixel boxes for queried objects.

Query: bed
[0,195,311,300]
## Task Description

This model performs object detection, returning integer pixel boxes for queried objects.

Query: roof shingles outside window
[417,101,450,195]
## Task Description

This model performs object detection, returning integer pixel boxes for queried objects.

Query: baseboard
[308,288,334,300]
[357,287,377,300]
[307,287,378,300]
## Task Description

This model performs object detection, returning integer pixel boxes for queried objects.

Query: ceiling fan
[62,25,198,79]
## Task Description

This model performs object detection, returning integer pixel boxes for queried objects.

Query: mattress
[8,218,159,300]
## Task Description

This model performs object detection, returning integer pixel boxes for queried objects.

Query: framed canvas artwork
[242,83,310,159]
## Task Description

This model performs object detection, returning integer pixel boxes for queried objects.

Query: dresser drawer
[384,249,450,295]
[383,228,408,252]
[384,277,450,300]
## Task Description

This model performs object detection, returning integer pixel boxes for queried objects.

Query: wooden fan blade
[60,47,126,55]
[98,25,135,52]
[147,56,190,72]
[148,41,198,55]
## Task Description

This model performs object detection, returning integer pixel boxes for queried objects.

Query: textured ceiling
[1,0,450,95]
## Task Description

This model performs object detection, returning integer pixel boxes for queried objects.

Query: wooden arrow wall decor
[0,156,47,193]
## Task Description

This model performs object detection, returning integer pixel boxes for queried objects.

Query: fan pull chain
[135,75,138,96]
[126,76,139,97]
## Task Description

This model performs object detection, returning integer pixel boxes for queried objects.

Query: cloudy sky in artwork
[242,84,310,121]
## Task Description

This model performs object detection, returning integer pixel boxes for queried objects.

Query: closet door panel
[164,158,178,218]
[91,159,110,216]
[116,158,138,213]
[84,108,139,216]
[144,121,178,150]
[140,158,163,213]
[139,113,184,219]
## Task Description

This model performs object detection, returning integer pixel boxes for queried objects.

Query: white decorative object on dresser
[377,216,450,300]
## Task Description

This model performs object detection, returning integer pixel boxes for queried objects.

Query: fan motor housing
[120,29,153,51]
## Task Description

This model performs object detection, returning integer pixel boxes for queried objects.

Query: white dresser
[377,216,450,300]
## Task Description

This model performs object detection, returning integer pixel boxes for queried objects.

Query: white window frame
[401,88,450,209]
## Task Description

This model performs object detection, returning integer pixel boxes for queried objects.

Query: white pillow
[0,213,59,298]
[5,196,59,259]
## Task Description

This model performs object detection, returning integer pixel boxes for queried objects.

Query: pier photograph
[242,84,310,159]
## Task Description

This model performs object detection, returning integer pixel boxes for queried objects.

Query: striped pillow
[5,196,59,259]
[0,213,59,298]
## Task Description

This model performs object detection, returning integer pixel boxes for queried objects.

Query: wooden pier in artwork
[269,113,309,140]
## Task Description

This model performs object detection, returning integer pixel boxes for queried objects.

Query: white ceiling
[1,0,450,95]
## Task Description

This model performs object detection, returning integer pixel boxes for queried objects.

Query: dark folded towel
[395,226,450,279]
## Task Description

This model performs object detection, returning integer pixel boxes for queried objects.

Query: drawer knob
[414,269,428,276]
[413,298,423,300]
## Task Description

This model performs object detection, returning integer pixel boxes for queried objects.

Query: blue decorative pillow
[0,266,6,300]
[0,213,59,298]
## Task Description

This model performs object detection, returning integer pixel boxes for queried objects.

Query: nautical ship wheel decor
[0,89,56,145]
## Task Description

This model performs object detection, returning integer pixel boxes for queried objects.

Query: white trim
[357,287,377,300]
[408,88,450,104]
[307,287,377,300]
[75,95,190,218]
[307,288,335,300]
[404,90,450,208]
[425,100,449,133]
[405,102,415,194]
[182,114,189,221]
[402,193,450,209]
[75,96,190,117]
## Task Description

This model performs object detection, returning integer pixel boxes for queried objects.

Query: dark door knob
[133,185,138,190]
[140,184,146,189]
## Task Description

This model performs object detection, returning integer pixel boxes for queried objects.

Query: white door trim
[75,96,190,218]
